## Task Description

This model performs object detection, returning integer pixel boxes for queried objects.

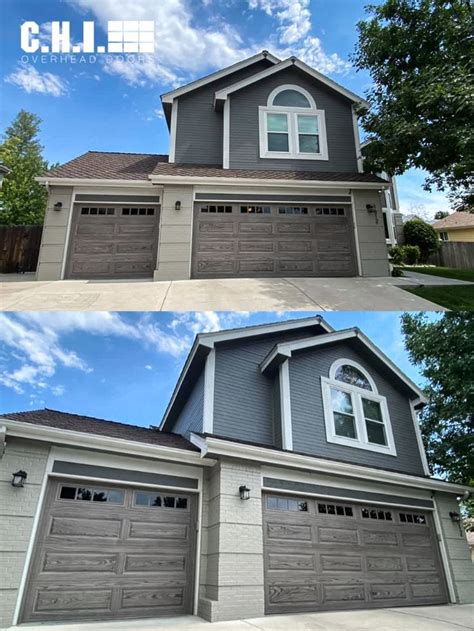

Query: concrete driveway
[5,605,473,631]
[0,274,448,311]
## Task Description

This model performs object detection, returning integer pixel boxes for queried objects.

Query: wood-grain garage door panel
[21,480,196,623]
[263,494,448,615]
[66,205,159,279]
[192,204,357,278]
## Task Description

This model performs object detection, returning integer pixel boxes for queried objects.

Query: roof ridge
[87,151,168,157]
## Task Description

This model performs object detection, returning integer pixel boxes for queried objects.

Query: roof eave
[36,177,161,187]
[149,174,388,188]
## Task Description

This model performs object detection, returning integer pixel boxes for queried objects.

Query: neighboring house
[35,51,395,282]
[433,212,474,242]
[1,317,473,627]
[465,520,474,562]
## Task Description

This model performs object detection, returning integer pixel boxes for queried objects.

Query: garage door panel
[321,555,362,572]
[35,588,113,612]
[198,241,234,253]
[42,552,119,573]
[238,260,275,273]
[238,241,275,253]
[128,520,188,541]
[49,516,121,539]
[197,260,235,274]
[278,240,313,253]
[74,243,114,255]
[268,553,316,571]
[124,554,186,573]
[369,583,407,600]
[269,583,319,604]
[277,223,312,234]
[76,223,115,237]
[324,584,366,603]
[367,556,403,571]
[278,261,314,273]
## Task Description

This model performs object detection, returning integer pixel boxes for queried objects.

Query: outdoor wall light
[366,204,377,213]
[11,470,27,488]
[239,485,250,501]
[53,201,62,211]
[175,200,181,211]
[449,511,461,522]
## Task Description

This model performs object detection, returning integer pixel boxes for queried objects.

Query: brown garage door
[66,204,160,279]
[21,479,197,623]
[263,493,448,615]
[192,203,357,278]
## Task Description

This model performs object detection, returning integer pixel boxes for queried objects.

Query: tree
[401,313,473,496]
[403,218,439,261]
[434,211,449,220]
[0,110,49,225]
[353,1,473,208]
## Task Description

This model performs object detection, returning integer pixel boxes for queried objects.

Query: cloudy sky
[0,311,434,428]
[1,0,449,217]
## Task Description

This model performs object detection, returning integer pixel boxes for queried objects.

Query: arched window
[259,85,328,160]
[321,359,396,456]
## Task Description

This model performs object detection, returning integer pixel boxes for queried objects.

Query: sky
[0,0,450,217]
[0,311,436,428]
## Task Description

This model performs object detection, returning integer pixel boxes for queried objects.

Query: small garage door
[66,204,160,279]
[192,203,357,278]
[21,479,197,623]
[263,493,448,615]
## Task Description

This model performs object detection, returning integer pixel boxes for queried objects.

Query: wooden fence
[427,241,474,271]
[0,225,43,273]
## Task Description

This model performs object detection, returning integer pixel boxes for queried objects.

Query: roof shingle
[433,213,474,231]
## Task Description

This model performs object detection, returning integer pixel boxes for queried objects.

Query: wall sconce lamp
[53,201,62,211]
[366,203,379,223]
[11,470,27,488]
[175,200,181,211]
[449,511,461,522]
[239,485,250,501]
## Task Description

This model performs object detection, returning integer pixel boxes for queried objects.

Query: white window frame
[258,84,329,161]
[321,359,397,456]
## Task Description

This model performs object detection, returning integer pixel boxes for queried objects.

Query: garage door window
[361,507,393,520]
[240,206,271,214]
[266,495,308,512]
[400,512,426,524]
[133,491,189,509]
[278,207,308,215]
[58,484,125,504]
[318,503,353,517]
[200,205,233,213]
[122,207,155,216]
[81,207,115,215]
[315,207,346,216]
[321,359,397,456]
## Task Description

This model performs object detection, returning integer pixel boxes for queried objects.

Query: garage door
[21,479,197,623]
[66,204,160,279]
[263,493,448,614]
[192,203,357,278]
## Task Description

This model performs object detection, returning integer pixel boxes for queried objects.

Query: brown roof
[0,408,198,451]
[43,151,168,180]
[151,162,387,183]
[433,213,474,231]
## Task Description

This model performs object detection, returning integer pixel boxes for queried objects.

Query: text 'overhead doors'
[192,203,357,278]
[66,204,160,279]
[21,479,196,623]
[263,493,448,615]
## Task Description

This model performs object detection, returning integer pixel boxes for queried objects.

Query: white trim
[203,348,215,434]
[350,189,363,276]
[161,51,280,103]
[267,84,317,109]
[321,376,397,457]
[37,178,155,187]
[410,399,431,476]
[279,360,293,450]
[150,174,388,189]
[391,176,401,212]
[191,435,471,495]
[329,357,378,392]
[223,99,230,169]
[0,425,5,457]
[382,205,397,246]
[194,196,352,204]
[169,99,178,163]
[214,57,368,106]
[352,107,364,173]
[432,494,457,603]
[59,187,76,279]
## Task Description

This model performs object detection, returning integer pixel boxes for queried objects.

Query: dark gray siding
[289,343,425,475]
[171,370,204,438]
[175,59,273,166]
[229,66,358,171]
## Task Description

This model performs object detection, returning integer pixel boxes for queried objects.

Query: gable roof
[433,212,474,231]
[161,50,280,104]
[214,56,368,107]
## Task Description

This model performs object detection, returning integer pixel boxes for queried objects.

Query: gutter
[36,177,159,187]
[149,175,389,189]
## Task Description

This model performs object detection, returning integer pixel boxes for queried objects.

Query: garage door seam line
[283,277,326,310]
[389,608,470,629]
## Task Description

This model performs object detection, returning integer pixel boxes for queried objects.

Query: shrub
[391,267,404,277]
[389,245,404,265]
[402,245,421,265]
[403,219,439,262]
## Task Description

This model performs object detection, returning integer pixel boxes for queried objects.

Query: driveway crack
[284,278,326,310]
[158,281,173,310]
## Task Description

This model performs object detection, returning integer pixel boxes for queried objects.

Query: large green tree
[401,313,473,495]
[0,110,49,225]
[353,0,473,207]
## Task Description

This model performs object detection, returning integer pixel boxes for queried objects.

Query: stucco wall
[0,438,50,628]
[36,186,74,281]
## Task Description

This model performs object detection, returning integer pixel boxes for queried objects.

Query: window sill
[259,151,329,161]
[327,434,397,456]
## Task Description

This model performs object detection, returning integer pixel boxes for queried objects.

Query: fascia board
[36,178,156,187]
[149,175,388,189]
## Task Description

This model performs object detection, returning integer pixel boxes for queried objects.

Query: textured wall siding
[289,343,425,475]
[175,60,272,166]
[0,438,50,628]
[353,189,390,276]
[172,370,205,438]
[435,492,474,604]
[229,67,358,172]
[36,186,73,281]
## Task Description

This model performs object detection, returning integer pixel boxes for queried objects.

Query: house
[35,51,402,282]
[433,213,474,242]
[1,317,473,627]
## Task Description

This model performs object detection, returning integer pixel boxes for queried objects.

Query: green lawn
[405,266,474,282]
[403,285,474,310]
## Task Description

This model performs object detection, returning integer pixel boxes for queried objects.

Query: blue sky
[0,311,435,428]
[1,0,449,217]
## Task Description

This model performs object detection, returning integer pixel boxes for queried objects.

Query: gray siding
[289,343,425,475]
[175,59,273,166]
[171,370,205,438]
[229,67,358,171]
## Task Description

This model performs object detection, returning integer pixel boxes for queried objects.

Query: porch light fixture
[239,485,250,501]
[175,200,181,211]
[53,201,62,211]
[449,511,461,523]
[11,470,27,488]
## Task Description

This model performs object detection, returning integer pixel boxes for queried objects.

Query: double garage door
[263,493,448,614]
[21,479,196,623]
[192,202,357,278]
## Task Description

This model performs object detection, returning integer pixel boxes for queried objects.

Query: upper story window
[321,358,397,456]
[259,85,329,161]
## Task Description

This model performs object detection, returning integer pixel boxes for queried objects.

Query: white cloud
[145,365,153,371]
[5,65,68,96]
[249,0,311,44]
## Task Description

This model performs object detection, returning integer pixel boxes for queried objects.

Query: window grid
[133,491,189,510]
[400,512,427,525]
[278,207,308,215]
[315,207,345,216]
[318,503,353,517]
[200,205,233,213]
[266,496,308,512]
[59,485,125,504]
[80,207,115,216]
[240,206,271,214]
[361,507,393,521]
[121,207,155,216]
